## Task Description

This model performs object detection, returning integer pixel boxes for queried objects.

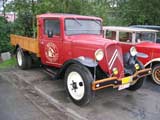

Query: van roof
[103,26,158,33]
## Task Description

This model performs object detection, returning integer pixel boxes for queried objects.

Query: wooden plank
[10,34,40,57]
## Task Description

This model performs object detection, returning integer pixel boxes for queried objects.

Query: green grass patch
[0,57,16,69]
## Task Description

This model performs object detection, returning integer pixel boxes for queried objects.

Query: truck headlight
[112,67,118,75]
[130,47,137,56]
[95,49,104,61]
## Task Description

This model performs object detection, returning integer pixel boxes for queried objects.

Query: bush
[0,16,12,53]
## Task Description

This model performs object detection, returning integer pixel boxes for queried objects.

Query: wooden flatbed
[10,34,40,57]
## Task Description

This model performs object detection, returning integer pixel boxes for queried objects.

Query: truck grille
[105,44,124,78]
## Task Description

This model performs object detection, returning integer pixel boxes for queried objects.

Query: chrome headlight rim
[95,49,104,61]
[130,47,137,57]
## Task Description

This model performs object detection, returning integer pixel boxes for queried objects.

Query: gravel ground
[0,76,50,120]
[0,67,160,120]
[0,68,74,120]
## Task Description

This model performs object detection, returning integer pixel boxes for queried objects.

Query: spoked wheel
[152,64,160,85]
[16,48,32,69]
[64,64,94,106]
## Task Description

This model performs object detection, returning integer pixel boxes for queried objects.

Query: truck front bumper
[92,68,151,91]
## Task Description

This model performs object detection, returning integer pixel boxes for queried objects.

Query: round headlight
[95,49,104,61]
[135,63,140,70]
[112,67,118,75]
[130,47,137,56]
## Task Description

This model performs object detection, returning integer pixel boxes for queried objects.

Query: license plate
[122,76,132,84]
[118,83,130,90]
[118,76,132,90]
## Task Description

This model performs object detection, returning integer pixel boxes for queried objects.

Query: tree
[111,0,160,25]
[0,17,12,53]
[5,0,110,37]
[2,0,8,18]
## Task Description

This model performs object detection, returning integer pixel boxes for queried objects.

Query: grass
[0,57,16,69]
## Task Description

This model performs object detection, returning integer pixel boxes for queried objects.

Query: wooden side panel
[10,34,40,56]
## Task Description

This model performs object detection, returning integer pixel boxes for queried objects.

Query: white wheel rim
[17,51,22,66]
[67,71,85,100]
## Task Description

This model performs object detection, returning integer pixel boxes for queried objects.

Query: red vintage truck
[10,13,151,106]
[103,26,160,85]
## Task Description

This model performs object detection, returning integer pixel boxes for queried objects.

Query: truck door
[39,18,62,67]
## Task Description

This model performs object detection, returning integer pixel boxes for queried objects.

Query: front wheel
[127,77,144,91]
[64,64,94,106]
[127,60,144,91]
[152,64,160,85]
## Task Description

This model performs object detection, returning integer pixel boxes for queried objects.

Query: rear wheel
[152,64,160,85]
[64,64,94,106]
[16,48,32,69]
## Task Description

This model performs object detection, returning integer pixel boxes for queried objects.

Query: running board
[42,67,59,80]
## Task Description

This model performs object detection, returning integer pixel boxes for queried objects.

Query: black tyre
[127,78,144,91]
[26,54,32,69]
[127,61,144,91]
[64,64,94,106]
[152,64,160,85]
[16,48,32,69]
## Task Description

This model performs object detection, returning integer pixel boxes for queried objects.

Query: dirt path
[0,68,74,120]
[1,67,160,120]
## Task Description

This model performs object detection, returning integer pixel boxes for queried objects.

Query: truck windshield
[65,19,102,35]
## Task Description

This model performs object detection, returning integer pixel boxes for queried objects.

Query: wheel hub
[67,71,85,100]
[71,80,78,92]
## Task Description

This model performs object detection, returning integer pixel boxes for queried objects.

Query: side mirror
[47,30,53,38]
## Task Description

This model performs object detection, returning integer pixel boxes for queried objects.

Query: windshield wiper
[94,19,101,25]
[73,18,82,26]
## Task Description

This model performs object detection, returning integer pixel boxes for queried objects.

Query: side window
[44,19,60,36]
[119,32,131,43]
[106,31,116,40]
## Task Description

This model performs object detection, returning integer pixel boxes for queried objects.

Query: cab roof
[103,26,158,33]
[37,13,102,20]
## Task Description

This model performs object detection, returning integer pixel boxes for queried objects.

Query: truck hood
[66,35,118,47]
[67,35,124,78]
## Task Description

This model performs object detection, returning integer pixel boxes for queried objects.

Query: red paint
[135,41,160,66]
[103,26,160,67]
[37,13,125,78]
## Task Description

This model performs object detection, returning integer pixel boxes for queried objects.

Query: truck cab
[11,14,151,106]
[37,14,103,67]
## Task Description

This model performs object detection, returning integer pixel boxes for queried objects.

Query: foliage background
[0,0,160,53]
[0,16,12,53]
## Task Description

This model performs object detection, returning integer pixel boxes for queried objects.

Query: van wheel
[152,64,160,85]
[64,64,94,106]
[16,48,32,69]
